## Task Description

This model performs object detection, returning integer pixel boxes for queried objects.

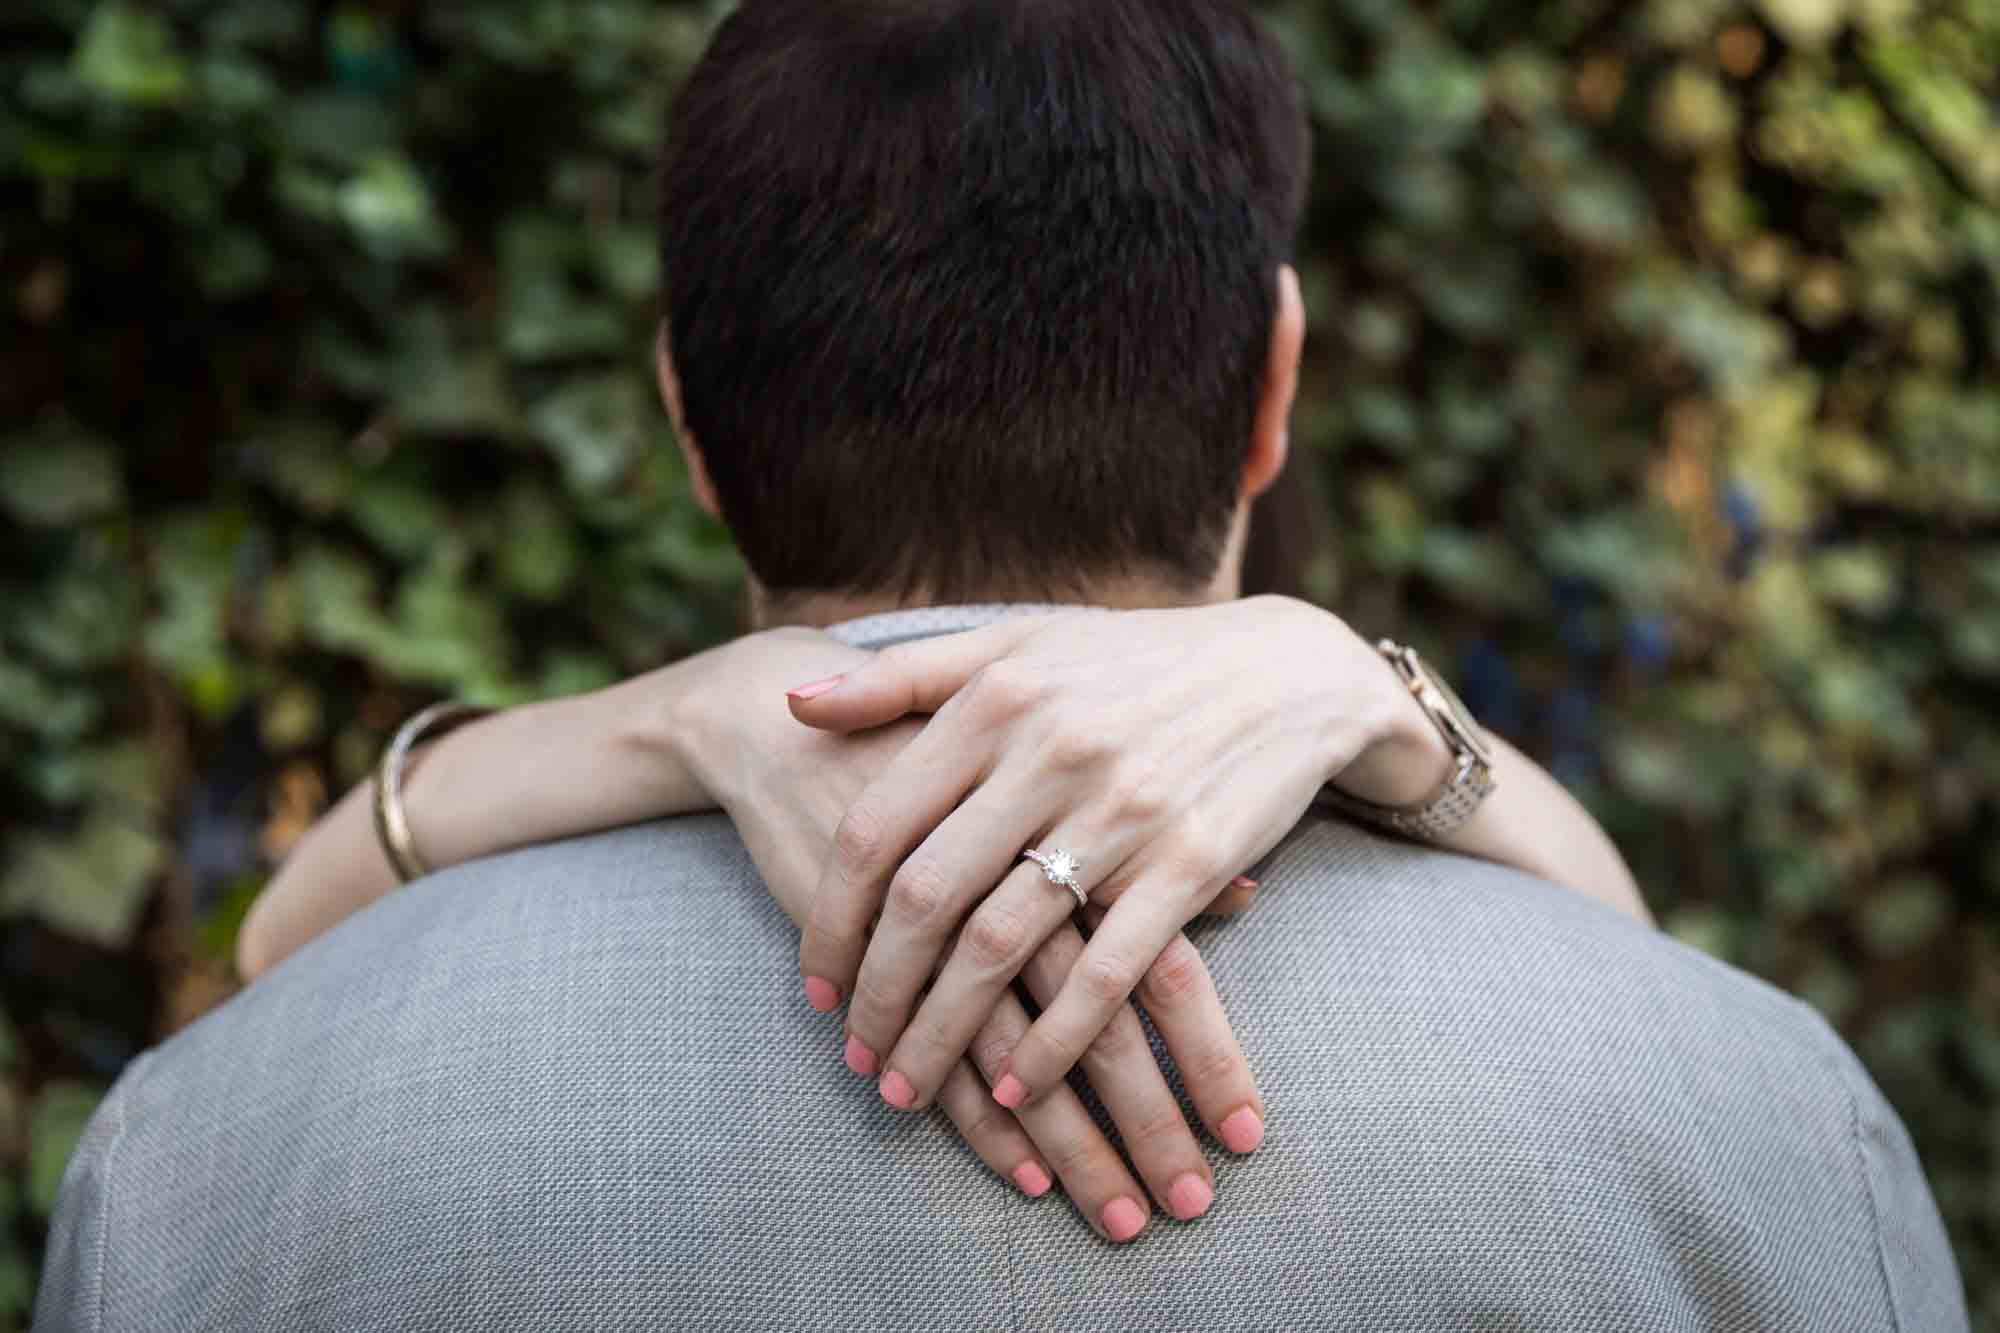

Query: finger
[797,647,1083,1009]
[1089,873,1254,926]
[1201,875,1259,918]
[784,617,1053,732]
[873,858,1084,1110]
[999,880,1194,1106]
[934,1058,1052,1198]
[844,779,1065,1085]
[1131,934,1266,1155]
[1017,925,1217,1222]
[969,989,1151,1243]
[796,725,997,1011]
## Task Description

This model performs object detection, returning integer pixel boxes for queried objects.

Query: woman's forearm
[238,604,1649,984]
[1332,651,1650,922]
[236,667,709,980]
[1440,736,1649,921]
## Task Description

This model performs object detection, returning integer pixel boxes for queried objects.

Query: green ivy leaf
[72,3,190,106]
[26,1082,103,1217]
[1859,875,1951,958]
[337,154,450,258]
[530,375,658,493]
[0,434,124,527]
[1,813,165,949]
[495,482,582,602]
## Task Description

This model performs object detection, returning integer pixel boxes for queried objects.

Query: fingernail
[879,1070,917,1109]
[991,1074,1027,1109]
[1100,1197,1147,1242]
[1229,876,1259,891]
[1012,1162,1053,1198]
[786,676,844,702]
[803,976,841,1012]
[844,1036,878,1077]
[1167,1172,1214,1221]
[1219,1106,1265,1154]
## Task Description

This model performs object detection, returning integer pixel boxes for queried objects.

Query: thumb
[784,616,1048,732]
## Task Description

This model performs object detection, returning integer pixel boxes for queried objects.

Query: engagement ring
[1021,847,1088,908]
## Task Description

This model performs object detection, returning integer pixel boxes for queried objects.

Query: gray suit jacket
[36,611,1967,1331]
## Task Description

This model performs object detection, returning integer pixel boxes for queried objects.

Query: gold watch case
[1377,639,1494,789]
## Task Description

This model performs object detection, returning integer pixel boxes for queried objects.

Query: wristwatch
[1316,639,1497,842]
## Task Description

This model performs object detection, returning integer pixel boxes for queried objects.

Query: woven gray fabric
[34,605,1967,1330]
[35,816,1966,1331]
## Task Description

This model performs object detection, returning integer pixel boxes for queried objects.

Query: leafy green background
[2,0,1994,1324]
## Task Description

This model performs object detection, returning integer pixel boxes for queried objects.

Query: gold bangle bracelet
[371,701,492,884]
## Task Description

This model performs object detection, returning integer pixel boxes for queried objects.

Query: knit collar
[825,603,1103,651]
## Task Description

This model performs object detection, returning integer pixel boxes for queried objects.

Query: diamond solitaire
[1022,847,1087,907]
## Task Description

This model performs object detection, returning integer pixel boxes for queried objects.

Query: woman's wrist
[633,628,879,817]
[399,680,704,870]
[607,659,718,812]
[1295,605,1456,808]
[631,644,767,816]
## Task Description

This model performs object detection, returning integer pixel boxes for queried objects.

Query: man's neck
[750,502,1254,630]
[751,575,1226,631]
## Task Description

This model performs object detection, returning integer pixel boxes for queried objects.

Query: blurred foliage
[0,0,1995,1324]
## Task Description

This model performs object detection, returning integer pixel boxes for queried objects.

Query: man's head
[658,0,1309,619]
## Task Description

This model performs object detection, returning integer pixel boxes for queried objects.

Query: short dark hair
[661,0,1308,601]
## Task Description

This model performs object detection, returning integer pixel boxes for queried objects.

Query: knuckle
[963,903,1033,971]
[1158,828,1226,888]
[1078,953,1139,1005]
[1179,1040,1245,1093]
[954,1104,1006,1142]
[1023,929,1082,987]
[831,804,887,872]
[849,967,904,1032]
[966,661,1040,719]
[1041,724,1112,773]
[1138,938,1207,1008]
[807,916,866,960]
[898,1019,949,1064]
[886,856,952,925]
[1043,1130,1108,1177]
[1103,760,1168,824]
[969,1030,1017,1079]
[1125,1105,1192,1149]
[1081,1013,1143,1064]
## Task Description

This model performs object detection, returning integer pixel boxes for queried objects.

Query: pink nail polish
[879,1070,917,1109]
[991,1074,1027,1109]
[1012,1162,1053,1198]
[803,976,841,1013]
[1167,1173,1214,1221]
[786,676,844,702]
[1219,1106,1265,1154]
[1229,875,1260,891]
[844,1036,878,1077]
[1100,1197,1147,1242]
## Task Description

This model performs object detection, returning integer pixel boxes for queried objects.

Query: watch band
[1315,640,1497,842]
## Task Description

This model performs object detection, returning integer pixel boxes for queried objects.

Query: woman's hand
[245,623,1260,1238]
[664,630,1264,1237]
[248,592,1637,1233]
[789,596,1458,1112]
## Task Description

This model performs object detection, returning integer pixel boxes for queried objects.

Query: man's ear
[1242,264,1304,502]
[656,324,722,519]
